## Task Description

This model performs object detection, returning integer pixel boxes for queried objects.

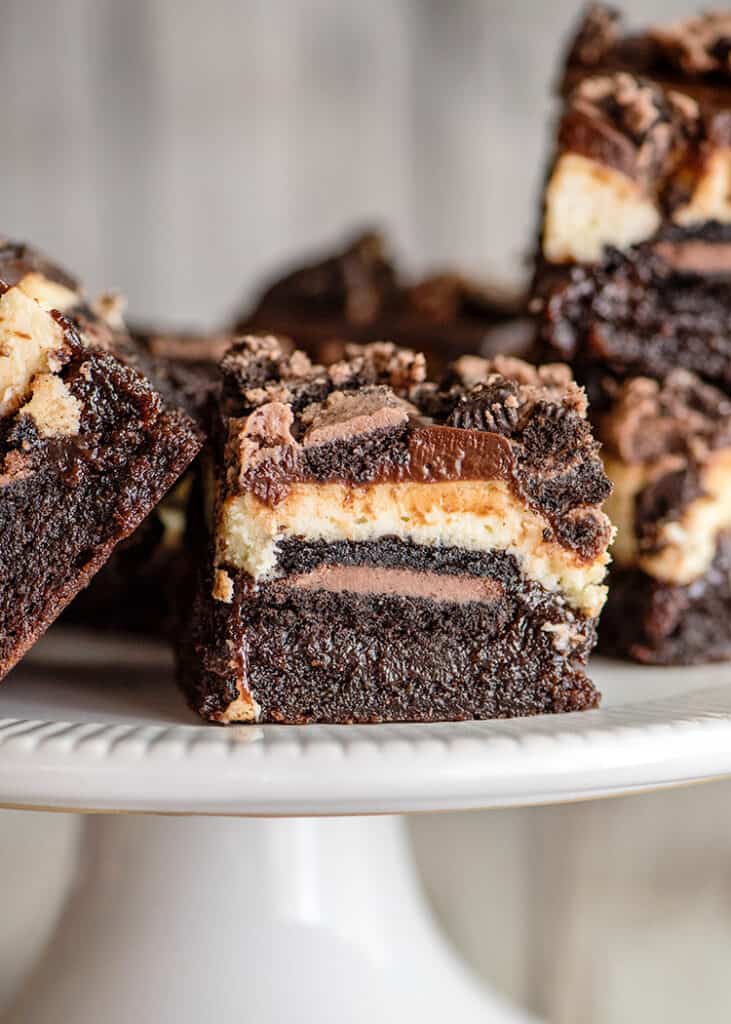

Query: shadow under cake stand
[1,631,731,1024]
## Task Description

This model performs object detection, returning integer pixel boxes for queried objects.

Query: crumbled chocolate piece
[652,12,731,78]
[331,341,427,392]
[447,379,523,435]
[301,386,414,447]
[222,336,425,424]
[446,356,586,423]
[561,72,698,185]
[229,401,297,486]
[600,370,731,464]
[566,3,620,68]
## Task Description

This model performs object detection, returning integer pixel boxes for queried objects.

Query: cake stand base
[3,814,534,1023]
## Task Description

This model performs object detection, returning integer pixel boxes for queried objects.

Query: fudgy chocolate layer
[533,226,731,404]
[179,547,599,724]
[0,342,201,675]
[600,531,731,665]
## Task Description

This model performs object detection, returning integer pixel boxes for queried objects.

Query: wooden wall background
[1,2,730,1022]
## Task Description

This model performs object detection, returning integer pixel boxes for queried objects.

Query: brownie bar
[237,229,533,373]
[64,328,231,635]
[598,369,731,663]
[179,335,612,724]
[532,13,731,401]
[0,240,202,674]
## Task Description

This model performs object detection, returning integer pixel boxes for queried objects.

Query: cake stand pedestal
[2,632,731,1023]
[4,814,526,1024]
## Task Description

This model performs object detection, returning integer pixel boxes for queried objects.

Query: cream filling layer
[604,449,731,585]
[542,153,660,264]
[216,480,610,617]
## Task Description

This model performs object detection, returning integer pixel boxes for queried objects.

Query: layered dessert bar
[532,10,731,402]
[65,328,232,634]
[238,229,532,373]
[179,335,612,724]
[599,369,731,664]
[0,239,202,674]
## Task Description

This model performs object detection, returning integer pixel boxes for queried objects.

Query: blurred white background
[2,1,731,1021]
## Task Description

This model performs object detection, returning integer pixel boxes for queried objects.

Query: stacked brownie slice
[179,335,612,723]
[238,229,532,373]
[0,239,202,676]
[531,6,731,663]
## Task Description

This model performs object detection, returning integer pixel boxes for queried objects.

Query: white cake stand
[1,631,731,1024]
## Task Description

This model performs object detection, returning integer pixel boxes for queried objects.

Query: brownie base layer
[0,350,201,677]
[599,532,731,665]
[533,226,731,405]
[179,541,600,724]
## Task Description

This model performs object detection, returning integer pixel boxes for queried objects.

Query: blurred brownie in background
[237,229,534,373]
[532,7,731,405]
[599,370,731,664]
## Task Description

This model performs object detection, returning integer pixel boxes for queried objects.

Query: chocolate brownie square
[178,335,612,724]
[532,7,731,403]
[0,240,202,674]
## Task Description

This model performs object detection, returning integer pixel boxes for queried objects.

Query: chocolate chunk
[600,370,731,463]
[302,386,414,447]
[652,12,731,78]
[560,72,698,185]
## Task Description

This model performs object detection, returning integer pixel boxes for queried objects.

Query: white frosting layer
[542,153,660,264]
[217,480,610,617]
[604,449,731,585]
